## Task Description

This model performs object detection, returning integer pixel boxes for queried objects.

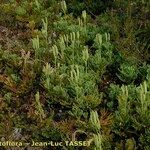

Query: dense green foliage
[0,0,150,150]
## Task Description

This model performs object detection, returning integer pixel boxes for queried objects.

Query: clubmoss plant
[70,65,80,99]
[82,10,86,26]
[95,34,102,47]
[42,63,53,91]
[94,33,102,59]
[35,91,45,122]
[32,35,40,59]
[89,111,103,150]
[52,45,59,67]
[93,133,103,150]
[62,33,69,46]
[82,46,89,73]
[78,17,83,27]
[117,85,129,123]
[89,110,101,133]
[146,66,150,87]
[117,63,138,83]
[41,17,48,45]
[21,50,30,72]
[68,104,84,119]
[58,36,65,59]
[105,33,110,42]
[136,81,150,120]
[35,0,40,11]
[1,0,150,149]
[61,0,67,15]
[70,32,76,60]
[70,65,80,84]
[82,10,87,34]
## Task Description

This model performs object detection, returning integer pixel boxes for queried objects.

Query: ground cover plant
[0,0,150,150]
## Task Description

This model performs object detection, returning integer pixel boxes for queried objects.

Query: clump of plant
[117,62,138,83]
[1,0,150,150]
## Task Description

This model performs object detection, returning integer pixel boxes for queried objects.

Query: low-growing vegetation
[0,0,150,150]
